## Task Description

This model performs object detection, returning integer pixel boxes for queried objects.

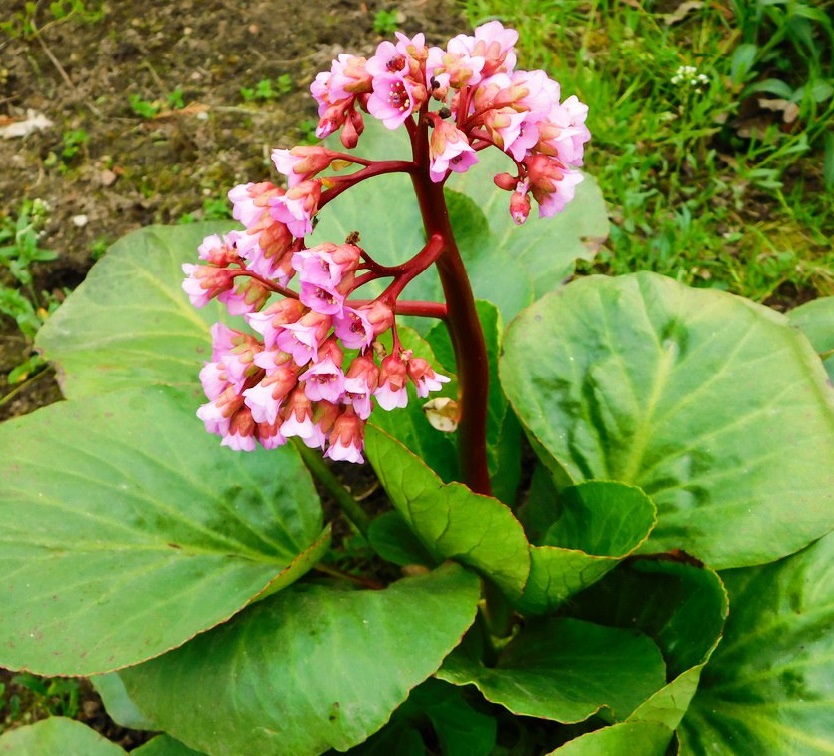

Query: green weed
[239,75,294,103]
[0,0,105,38]
[1,673,81,731]
[373,9,401,36]
[0,200,61,384]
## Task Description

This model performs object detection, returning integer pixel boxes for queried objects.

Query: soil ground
[0,0,463,742]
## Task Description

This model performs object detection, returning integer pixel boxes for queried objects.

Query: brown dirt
[0,0,465,422]
[0,0,465,742]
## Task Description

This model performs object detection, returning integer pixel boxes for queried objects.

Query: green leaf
[567,559,728,678]
[448,167,608,313]
[367,511,437,567]
[132,735,207,756]
[121,564,481,756]
[364,425,530,599]
[0,386,325,676]
[547,721,673,755]
[628,665,706,732]
[500,272,834,569]
[91,672,157,731]
[516,481,657,615]
[679,531,834,754]
[35,222,236,399]
[789,295,834,381]
[350,679,497,756]
[438,617,667,723]
[0,717,126,754]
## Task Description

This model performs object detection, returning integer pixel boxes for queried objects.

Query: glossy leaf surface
[364,425,530,598]
[0,386,325,676]
[789,295,834,380]
[679,531,834,753]
[0,717,126,754]
[121,564,481,756]
[438,617,666,724]
[501,272,834,568]
[517,481,656,614]
[36,222,235,399]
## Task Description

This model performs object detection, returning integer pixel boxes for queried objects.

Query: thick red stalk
[409,120,492,496]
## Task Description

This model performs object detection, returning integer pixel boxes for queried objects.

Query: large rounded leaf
[120,564,481,756]
[501,272,834,569]
[679,531,834,753]
[35,222,235,399]
[0,386,326,676]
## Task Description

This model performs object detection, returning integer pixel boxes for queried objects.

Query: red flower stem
[230,269,295,298]
[319,160,418,208]
[346,293,447,319]
[410,119,493,496]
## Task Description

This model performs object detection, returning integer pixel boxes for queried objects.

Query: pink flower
[272,146,340,188]
[268,180,321,238]
[536,95,591,167]
[509,182,531,225]
[198,233,242,266]
[448,21,518,78]
[255,420,287,450]
[216,277,271,316]
[310,54,370,140]
[292,243,361,288]
[324,407,365,464]
[314,54,371,105]
[367,73,423,129]
[534,169,584,218]
[429,120,478,182]
[274,311,332,366]
[228,182,281,228]
[299,355,346,403]
[406,357,451,398]
[242,366,300,425]
[181,264,236,308]
[221,408,257,452]
[197,386,242,437]
[333,307,374,350]
[374,353,409,410]
[342,355,379,420]
[280,388,326,449]
[199,361,229,402]
[245,298,307,349]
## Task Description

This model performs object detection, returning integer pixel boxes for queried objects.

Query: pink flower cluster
[183,194,449,462]
[311,21,590,222]
[184,22,587,463]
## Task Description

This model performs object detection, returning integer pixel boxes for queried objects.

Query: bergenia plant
[3,21,834,756]
[181,21,588,487]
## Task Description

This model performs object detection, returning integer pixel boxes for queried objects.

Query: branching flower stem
[410,118,493,497]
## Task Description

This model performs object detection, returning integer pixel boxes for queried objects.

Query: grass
[463,0,834,307]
